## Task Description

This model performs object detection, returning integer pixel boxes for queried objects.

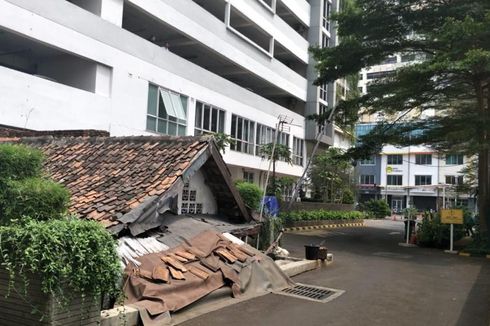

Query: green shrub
[362,199,391,219]
[2,177,70,223]
[0,218,121,301]
[0,144,44,181]
[235,181,262,211]
[342,189,355,204]
[416,212,464,248]
[280,209,365,222]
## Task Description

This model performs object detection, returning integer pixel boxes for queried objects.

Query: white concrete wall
[0,0,305,178]
[178,170,217,215]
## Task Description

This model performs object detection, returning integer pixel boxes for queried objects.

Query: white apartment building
[0,0,347,188]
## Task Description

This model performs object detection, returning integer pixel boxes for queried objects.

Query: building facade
[0,0,347,188]
[355,124,475,212]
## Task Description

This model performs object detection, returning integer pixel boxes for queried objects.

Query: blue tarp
[262,196,280,217]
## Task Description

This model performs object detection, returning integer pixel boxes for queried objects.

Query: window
[194,101,225,135]
[415,154,432,165]
[380,56,397,64]
[180,182,203,215]
[415,175,432,186]
[255,124,290,160]
[292,137,304,166]
[446,175,464,185]
[322,0,332,30]
[230,114,255,155]
[360,175,375,185]
[366,70,395,80]
[321,33,330,48]
[387,175,403,186]
[243,171,255,183]
[360,156,375,165]
[147,84,187,136]
[387,154,403,165]
[319,82,328,102]
[446,154,464,165]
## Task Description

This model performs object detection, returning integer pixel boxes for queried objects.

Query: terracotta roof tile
[22,135,211,228]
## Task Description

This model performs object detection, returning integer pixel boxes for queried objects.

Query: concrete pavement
[181,219,490,326]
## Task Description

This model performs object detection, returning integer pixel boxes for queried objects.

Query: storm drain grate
[276,283,345,303]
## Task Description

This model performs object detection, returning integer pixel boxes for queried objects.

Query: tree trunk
[476,80,490,235]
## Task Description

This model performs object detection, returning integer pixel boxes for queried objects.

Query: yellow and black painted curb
[458,252,490,259]
[284,222,364,232]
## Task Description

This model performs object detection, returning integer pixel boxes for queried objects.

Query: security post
[440,209,463,254]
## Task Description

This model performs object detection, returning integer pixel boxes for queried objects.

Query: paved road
[182,220,490,326]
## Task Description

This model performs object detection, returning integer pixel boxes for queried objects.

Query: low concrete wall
[284,219,364,228]
[285,202,355,212]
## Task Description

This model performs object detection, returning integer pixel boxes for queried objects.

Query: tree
[311,0,490,235]
[260,143,292,196]
[309,147,355,203]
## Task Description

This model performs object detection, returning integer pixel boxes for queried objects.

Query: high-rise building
[0,0,348,188]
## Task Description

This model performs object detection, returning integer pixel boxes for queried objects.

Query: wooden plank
[174,251,196,261]
[188,266,209,280]
[215,248,237,263]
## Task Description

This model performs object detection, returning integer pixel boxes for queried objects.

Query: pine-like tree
[312,0,490,234]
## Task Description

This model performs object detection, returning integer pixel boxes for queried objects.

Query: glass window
[446,175,464,185]
[387,154,403,165]
[194,101,226,135]
[446,154,464,165]
[415,175,432,185]
[147,84,187,136]
[360,156,375,165]
[292,137,304,166]
[230,114,255,155]
[360,175,375,185]
[322,0,331,30]
[243,171,254,183]
[255,124,290,160]
[319,82,328,102]
[387,175,403,186]
[366,70,395,80]
[415,154,432,165]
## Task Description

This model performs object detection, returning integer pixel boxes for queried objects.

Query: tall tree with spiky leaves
[311,0,490,235]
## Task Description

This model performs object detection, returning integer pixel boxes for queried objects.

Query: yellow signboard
[440,209,464,224]
[386,166,393,173]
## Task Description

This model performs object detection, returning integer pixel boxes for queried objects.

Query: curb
[458,252,490,259]
[284,222,364,232]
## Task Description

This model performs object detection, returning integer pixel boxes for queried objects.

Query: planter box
[285,219,363,228]
[0,271,100,325]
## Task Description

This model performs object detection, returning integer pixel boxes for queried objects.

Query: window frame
[292,137,304,166]
[387,154,403,165]
[387,175,403,186]
[360,174,375,185]
[415,175,432,186]
[194,101,226,135]
[415,154,432,165]
[445,154,464,165]
[230,114,255,155]
[360,156,376,166]
[146,84,187,136]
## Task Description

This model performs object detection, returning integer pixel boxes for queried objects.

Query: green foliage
[362,199,391,219]
[416,212,464,248]
[280,210,365,224]
[309,148,355,203]
[342,189,355,204]
[312,0,490,233]
[2,178,70,223]
[259,143,292,164]
[0,144,44,181]
[235,181,262,211]
[463,225,490,256]
[0,218,121,300]
[212,132,236,154]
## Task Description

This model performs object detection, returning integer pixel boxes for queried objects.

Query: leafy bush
[416,212,464,248]
[235,181,262,211]
[0,144,44,181]
[2,177,70,223]
[342,189,355,204]
[362,199,391,219]
[0,218,122,301]
[280,210,365,223]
